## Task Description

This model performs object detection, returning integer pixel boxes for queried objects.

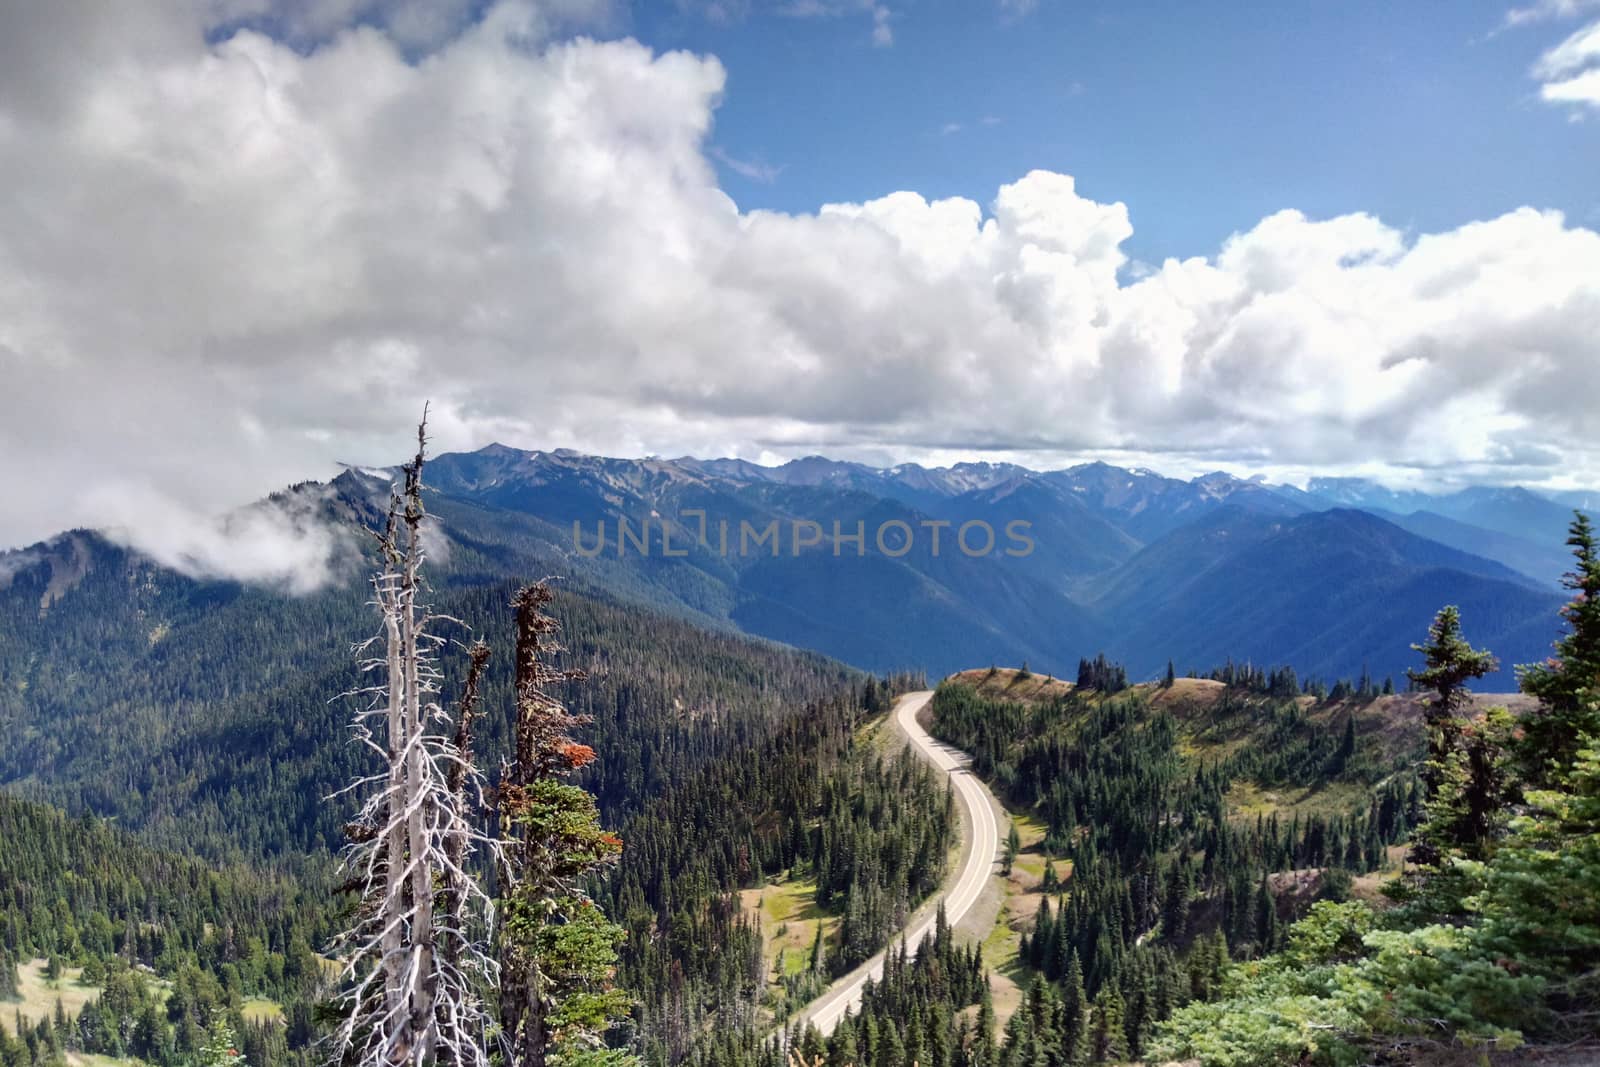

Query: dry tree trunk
[442,641,491,971]
[328,415,499,1067]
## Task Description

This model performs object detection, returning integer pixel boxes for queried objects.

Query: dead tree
[328,418,498,1067]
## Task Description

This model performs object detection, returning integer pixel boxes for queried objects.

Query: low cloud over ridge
[2,0,1599,568]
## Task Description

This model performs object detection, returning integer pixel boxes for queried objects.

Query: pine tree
[1088,984,1127,1063]
[1161,859,1191,944]
[1476,735,1600,1009]
[1335,714,1356,770]
[1253,877,1278,953]
[1003,822,1021,876]
[1061,952,1087,1065]
[200,1011,247,1067]
[971,982,996,1067]
[1518,512,1600,786]
[497,581,632,1066]
[1406,606,1501,866]
[1040,860,1060,895]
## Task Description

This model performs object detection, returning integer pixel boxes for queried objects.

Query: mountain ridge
[4,445,1574,687]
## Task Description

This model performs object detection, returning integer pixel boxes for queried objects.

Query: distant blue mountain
[358,446,1571,684]
[3,446,1581,686]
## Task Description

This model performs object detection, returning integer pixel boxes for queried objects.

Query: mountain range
[4,445,1579,689]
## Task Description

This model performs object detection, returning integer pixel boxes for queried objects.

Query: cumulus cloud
[2,0,1599,571]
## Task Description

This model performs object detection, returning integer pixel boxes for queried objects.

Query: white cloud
[1502,0,1600,29]
[870,4,892,46]
[88,484,362,595]
[0,546,45,589]
[710,145,784,182]
[774,0,890,45]
[2,0,1599,566]
[1544,65,1600,107]
[1536,17,1600,75]
[1533,18,1600,109]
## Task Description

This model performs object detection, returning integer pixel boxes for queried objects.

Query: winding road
[788,689,1004,1037]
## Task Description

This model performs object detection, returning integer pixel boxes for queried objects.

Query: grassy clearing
[979,890,1033,1030]
[739,877,836,987]
[240,998,285,1024]
[946,668,1074,704]
[973,803,1071,1032]
[1009,810,1050,851]
[1349,845,1410,906]
[65,1054,142,1067]
[1,959,176,1038]
[2,959,101,1033]
[1224,778,1373,819]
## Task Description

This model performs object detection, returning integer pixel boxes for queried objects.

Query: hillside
[0,531,854,857]
[781,664,1435,1066]
[0,792,331,1066]
[1086,508,1561,687]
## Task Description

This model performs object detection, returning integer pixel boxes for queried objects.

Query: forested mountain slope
[0,531,853,858]
[1089,508,1560,686]
[695,664,1441,1067]
[0,792,332,1067]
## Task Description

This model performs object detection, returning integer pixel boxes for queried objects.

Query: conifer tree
[1088,985,1126,1064]
[1002,823,1021,876]
[1253,877,1278,953]
[1476,733,1600,1010]
[1061,952,1087,1066]
[1403,605,1505,869]
[200,1011,247,1067]
[1517,512,1600,786]
[971,983,996,1067]
[1335,714,1356,770]
[497,581,631,1067]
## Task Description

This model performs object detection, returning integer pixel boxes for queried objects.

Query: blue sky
[625,0,1597,265]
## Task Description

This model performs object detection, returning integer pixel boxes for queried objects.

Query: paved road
[789,689,1003,1037]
